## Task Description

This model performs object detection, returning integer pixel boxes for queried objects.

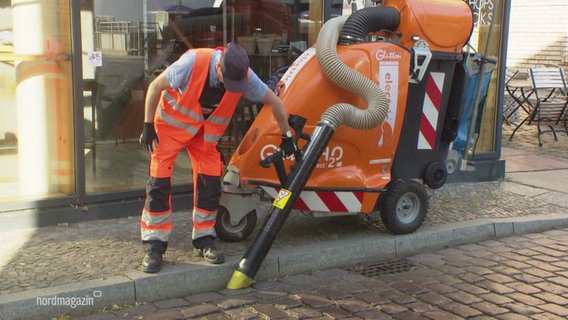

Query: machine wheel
[380,179,428,235]
[215,206,257,242]
[423,161,447,189]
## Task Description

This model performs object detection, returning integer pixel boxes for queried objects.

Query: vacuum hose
[226,7,400,290]
[317,7,399,130]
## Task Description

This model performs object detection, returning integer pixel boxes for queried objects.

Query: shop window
[79,0,332,193]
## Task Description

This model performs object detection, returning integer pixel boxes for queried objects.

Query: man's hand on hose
[139,122,159,152]
[279,130,296,158]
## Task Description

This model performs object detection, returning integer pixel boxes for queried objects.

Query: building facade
[506,0,568,70]
[0,0,513,229]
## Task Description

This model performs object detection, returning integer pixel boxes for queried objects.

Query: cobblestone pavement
[1,124,567,298]
[74,227,568,320]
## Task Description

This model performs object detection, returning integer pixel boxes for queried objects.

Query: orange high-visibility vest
[155,48,243,144]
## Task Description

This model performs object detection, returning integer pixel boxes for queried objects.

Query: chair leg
[550,125,559,141]
[509,117,528,141]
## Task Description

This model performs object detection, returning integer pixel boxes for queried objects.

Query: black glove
[279,132,296,157]
[139,122,159,152]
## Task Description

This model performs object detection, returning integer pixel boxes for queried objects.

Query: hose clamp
[339,35,364,44]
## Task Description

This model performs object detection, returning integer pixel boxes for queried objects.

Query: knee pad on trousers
[145,177,171,212]
[196,174,221,211]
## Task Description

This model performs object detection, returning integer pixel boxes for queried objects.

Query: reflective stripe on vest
[207,115,232,126]
[163,91,204,121]
[204,133,222,143]
[157,108,200,136]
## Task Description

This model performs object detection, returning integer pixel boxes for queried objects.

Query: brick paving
[70,228,568,319]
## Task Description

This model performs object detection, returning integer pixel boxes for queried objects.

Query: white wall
[506,0,568,69]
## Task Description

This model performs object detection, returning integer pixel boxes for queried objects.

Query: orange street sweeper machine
[217,0,478,288]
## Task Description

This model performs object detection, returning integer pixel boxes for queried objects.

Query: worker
[138,42,296,273]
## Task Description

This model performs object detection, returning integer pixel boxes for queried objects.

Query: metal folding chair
[523,67,568,146]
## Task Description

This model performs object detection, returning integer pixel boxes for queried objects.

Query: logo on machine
[316,146,343,169]
[260,144,343,169]
[376,49,402,61]
[261,144,295,161]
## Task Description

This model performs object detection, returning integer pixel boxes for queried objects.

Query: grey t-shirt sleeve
[243,70,269,103]
[165,51,196,92]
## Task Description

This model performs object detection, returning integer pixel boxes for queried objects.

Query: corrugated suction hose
[317,7,400,130]
[226,7,402,291]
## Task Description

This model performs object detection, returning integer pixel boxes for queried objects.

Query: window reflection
[82,0,326,193]
[0,0,74,202]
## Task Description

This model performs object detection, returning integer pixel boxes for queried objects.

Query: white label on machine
[377,61,399,147]
[281,47,316,89]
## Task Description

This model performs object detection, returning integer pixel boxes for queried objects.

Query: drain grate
[346,258,415,277]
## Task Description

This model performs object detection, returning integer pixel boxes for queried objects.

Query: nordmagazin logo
[36,290,100,309]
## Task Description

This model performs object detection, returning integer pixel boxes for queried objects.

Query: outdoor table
[503,77,534,127]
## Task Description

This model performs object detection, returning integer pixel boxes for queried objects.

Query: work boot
[141,250,162,273]
[141,240,167,273]
[193,247,225,264]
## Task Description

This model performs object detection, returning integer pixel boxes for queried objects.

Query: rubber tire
[380,179,428,235]
[215,206,257,242]
[423,161,447,189]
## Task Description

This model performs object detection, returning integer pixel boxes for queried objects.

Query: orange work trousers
[141,122,223,244]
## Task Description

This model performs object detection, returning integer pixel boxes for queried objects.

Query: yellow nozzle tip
[226,270,254,290]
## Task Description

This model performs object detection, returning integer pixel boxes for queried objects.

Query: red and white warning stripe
[261,187,364,212]
[417,72,445,150]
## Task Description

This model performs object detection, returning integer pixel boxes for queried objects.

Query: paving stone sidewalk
[76,228,568,319]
